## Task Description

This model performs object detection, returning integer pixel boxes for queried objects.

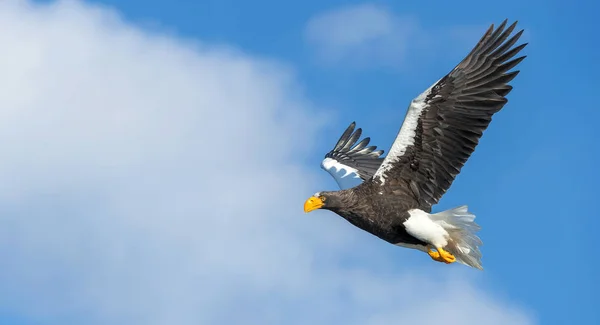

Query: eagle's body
[305,20,527,270]
[326,183,427,247]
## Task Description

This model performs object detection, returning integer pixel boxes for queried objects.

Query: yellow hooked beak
[304,196,324,213]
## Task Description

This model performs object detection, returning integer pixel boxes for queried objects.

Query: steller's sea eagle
[304,19,527,270]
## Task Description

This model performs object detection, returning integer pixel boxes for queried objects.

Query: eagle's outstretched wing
[372,20,527,209]
[322,122,384,190]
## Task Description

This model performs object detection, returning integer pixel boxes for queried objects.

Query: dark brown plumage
[305,19,527,270]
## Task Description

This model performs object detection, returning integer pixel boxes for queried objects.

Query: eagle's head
[303,191,345,213]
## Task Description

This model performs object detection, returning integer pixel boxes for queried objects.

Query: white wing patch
[403,208,449,248]
[321,157,363,190]
[373,79,441,184]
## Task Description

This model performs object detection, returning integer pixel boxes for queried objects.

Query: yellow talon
[427,249,441,261]
[427,247,456,264]
[438,247,456,263]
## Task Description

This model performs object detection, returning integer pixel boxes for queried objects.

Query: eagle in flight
[304,20,527,270]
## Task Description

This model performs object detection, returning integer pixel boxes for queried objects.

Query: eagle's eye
[320,196,327,202]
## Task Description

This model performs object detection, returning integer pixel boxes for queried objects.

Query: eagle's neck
[329,189,360,215]
[330,189,381,234]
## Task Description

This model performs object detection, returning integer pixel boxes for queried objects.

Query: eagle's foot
[427,247,456,264]
[427,249,441,260]
[438,247,456,263]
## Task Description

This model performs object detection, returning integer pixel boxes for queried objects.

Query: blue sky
[0,0,598,324]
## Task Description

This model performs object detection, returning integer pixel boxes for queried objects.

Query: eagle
[305,19,527,270]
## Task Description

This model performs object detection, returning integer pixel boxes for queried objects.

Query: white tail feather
[430,205,483,270]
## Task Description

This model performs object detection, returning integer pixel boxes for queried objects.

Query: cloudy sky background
[0,0,598,324]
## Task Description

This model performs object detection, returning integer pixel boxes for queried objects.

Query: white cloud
[304,4,422,68]
[0,1,535,325]
[303,3,497,69]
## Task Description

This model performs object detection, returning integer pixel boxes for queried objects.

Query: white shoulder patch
[374,78,441,184]
[321,157,363,190]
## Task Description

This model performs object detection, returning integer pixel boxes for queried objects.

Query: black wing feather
[372,20,527,209]
[324,122,385,180]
